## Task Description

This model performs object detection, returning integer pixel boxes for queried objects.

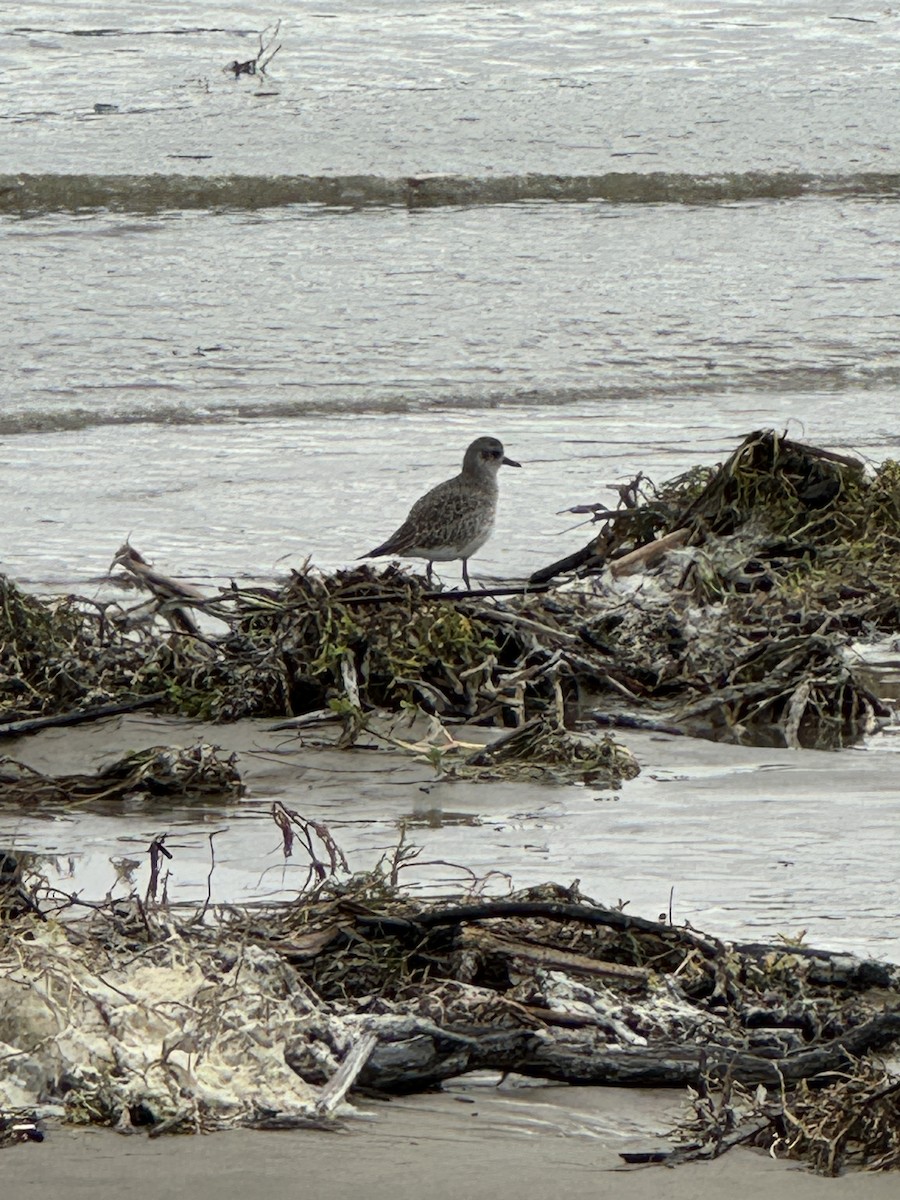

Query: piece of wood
[315,1032,378,1117]
[112,543,205,634]
[113,543,206,602]
[403,899,722,957]
[477,609,581,644]
[460,925,651,984]
[0,693,167,739]
[528,543,606,586]
[731,943,897,989]
[589,711,685,736]
[608,528,691,578]
[524,1010,900,1089]
[332,583,555,605]
[621,1116,773,1167]
[333,1009,900,1094]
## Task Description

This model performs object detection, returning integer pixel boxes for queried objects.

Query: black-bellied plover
[363,436,521,588]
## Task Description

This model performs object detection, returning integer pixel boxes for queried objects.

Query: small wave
[2,171,900,216]
[5,362,900,438]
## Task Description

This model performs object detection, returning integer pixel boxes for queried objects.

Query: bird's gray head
[462,436,522,478]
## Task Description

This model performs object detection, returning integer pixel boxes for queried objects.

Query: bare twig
[146,835,172,904]
[225,19,282,78]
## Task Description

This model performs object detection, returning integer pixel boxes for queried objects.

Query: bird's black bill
[502,455,522,467]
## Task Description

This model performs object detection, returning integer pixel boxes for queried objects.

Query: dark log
[404,899,723,957]
[329,583,555,606]
[0,693,167,739]
[731,943,898,990]
[622,1116,773,1166]
[300,1010,900,1095]
[528,543,605,586]
[589,710,685,736]
[517,1011,900,1088]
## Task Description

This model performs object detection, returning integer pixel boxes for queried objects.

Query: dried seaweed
[459,714,641,784]
[1,431,897,751]
[2,861,897,1166]
[558,429,900,633]
[773,1058,900,1173]
[0,576,208,723]
[672,1057,900,1174]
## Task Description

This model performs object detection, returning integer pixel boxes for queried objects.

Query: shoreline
[5,1087,899,1199]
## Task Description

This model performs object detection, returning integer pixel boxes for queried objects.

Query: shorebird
[362,436,521,588]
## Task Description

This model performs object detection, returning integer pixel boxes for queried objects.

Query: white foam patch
[0,921,340,1130]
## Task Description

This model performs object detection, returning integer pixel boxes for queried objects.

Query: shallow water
[5,5,900,589]
[4,2,900,181]
[1,716,897,963]
[5,194,900,589]
[3,1,899,965]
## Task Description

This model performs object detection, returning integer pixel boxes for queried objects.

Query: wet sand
[4,1087,898,1199]
[2,711,898,959]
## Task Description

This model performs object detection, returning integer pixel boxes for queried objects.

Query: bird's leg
[426,560,434,585]
[462,559,471,590]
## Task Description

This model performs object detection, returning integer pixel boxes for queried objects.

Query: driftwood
[458,715,640,784]
[385,897,722,952]
[621,1116,774,1166]
[522,1012,900,1089]
[341,1012,900,1093]
[272,889,900,1107]
[589,710,686,736]
[315,1033,378,1118]
[112,543,205,634]
[608,527,691,578]
[0,694,166,740]
[526,524,688,587]
[528,543,605,585]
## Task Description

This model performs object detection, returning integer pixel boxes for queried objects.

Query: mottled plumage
[363,436,521,588]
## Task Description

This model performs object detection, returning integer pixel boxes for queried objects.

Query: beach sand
[4,1086,898,1199]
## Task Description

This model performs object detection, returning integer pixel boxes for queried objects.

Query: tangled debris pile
[0,860,897,1172]
[458,713,640,785]
[2,431,897,1168]
[0,576,157,724]
[0,430,896,757]
[521,430,900,747]
[674,1056,900,1173]
[0,744,242,807]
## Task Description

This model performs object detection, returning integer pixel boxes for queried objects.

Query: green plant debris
[0,578,209,723]
[1,431,898,750]
[586,429,900,629]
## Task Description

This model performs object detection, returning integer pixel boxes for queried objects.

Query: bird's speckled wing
[367,474,495,557]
